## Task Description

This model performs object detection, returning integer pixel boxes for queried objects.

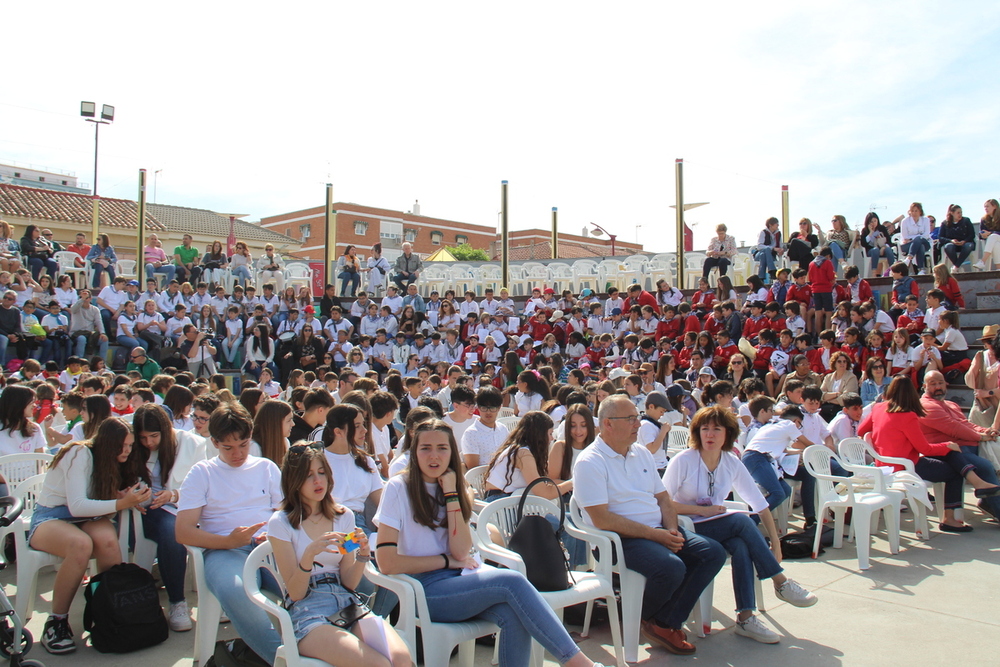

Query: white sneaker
[169,601,193,632]
[734,615,780,644]
[974,260,987,271]
[775,579,818,607]
[918,269,927,276]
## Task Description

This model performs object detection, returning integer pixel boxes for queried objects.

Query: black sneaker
[41,616,76,654]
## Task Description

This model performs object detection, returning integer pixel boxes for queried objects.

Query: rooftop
[147,203,299,245]
[0,183,164,231]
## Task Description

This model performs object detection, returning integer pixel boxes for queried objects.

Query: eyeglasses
[130,354,144,360]
[289,442,326,454]
[479,406,500,413]
[191,414,210,423]
[707,470,715,497]
[607,415,639,425]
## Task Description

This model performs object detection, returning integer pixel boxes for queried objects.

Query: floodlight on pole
[81,100,114,242]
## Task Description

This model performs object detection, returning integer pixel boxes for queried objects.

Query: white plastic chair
[464,465,490,513]
[497,407,515,419]
[731,253,755,286]
[451,264,477,295]
[117,506,159,570]
[546,263,576,294]
[665,426,691,459]
[521,264,550,294]
[188,545,224,666]
[646,254,674,288]
[285,263,313,292]
[802,445,901,570]
[497,416,520,431]
[620,256,650,290]
[116,259,137,282]
[569,497,706,661]
[420,264,449,298]
[0,453,51,551]
[682,253,707,290]
[572,260,600,293]
[475,496,625,667]
[55,251,87,288]
[479,264,504,294]
[242,542,334,667]
[597,259,624,293]
[364,542,496,667]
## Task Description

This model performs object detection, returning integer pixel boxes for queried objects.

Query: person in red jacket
[896,295,925,336]
[524,310,552,341]
[807,329,837,374]
[843,265,874,305]
[807,247,836,336]
[678,302,703,335]
[932,263,965,309]
[742,301,768,342]
[656,305,682,342]
[763,302,786,333]
[751,328,778,376]
[704,304,725,336]
[690,277,716,314]
[712,329,740,373]
[626,283,658,310]
[858,375,1000,532]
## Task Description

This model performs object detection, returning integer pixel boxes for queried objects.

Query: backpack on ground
[204,638,270,667]
[780,524,834,559]
[83,563,168,653]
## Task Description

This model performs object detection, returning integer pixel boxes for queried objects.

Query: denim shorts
[284,573,357,641]
[28,504,104,545]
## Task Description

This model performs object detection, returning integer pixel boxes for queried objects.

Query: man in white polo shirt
[573,395,725,657]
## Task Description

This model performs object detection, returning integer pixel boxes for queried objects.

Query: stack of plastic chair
[546,263,576,294]
[572,260,600,293]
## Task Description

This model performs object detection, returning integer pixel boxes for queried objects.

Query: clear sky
[3,1,999,251]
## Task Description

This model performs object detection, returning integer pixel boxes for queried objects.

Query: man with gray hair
[392,242,423,291]
[573,395,725,657]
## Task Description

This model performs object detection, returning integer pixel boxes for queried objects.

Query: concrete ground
[4,499,998,667]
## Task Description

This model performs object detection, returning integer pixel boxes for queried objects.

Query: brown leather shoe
[641,620,696,655]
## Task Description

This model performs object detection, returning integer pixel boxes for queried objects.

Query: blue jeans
[74,333,108,359]
[145,263,177,284]
[100,308,115,337]
[868,246,895,270]
[243,360,277,380]
[0,335,8,364]
[753,249,776,278]
[943,242,974,268]
[693,513,781,613]
[961,446,1000,516]
[140,508,187,604]
[117,335,147,351]
[221,336,242,365]
[40,336,72,366]
[620,526,726,629]
[91,263,116,288]
[28,257,58,281]
[231,265,252,287]
[338,271,361,297]
[204,544,281,664]
[830,242,846,273]
[901,238,931,269]
[392,272,417,290]
[741,449,847,521]
[413,567,581,666]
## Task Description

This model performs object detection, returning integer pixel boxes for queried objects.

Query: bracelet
[442,553,449,569]
[298,561,312,573]
[356,554,371,562]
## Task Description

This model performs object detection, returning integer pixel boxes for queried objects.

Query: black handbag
[505,477,571,592]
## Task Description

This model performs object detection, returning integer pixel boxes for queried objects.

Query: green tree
[448,243,489,261]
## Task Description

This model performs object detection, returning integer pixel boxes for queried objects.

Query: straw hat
[979,324,1000,341]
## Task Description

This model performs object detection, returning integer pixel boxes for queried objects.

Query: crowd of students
[2,206,1000,664]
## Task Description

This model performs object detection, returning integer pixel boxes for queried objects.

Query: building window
[38,177,45,182]
[61,180,68,185]
[431,231,443,245]
[299,224,311,241]
[13,173,19,178]
[456,234,468,245]
[354,220,367,235]
[404,228,417,243]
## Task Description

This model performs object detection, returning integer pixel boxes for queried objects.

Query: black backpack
[83,563,169,653]
[505,477,571,592]
[780,525,834,559]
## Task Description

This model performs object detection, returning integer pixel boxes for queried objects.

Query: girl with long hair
[252,400,293,464]
[290,325,320,374]
[932,262,965,309]
[513,369,550,416]
[320,404,383,535]
[436,299,459,332]
[164,384,195,432]
[268,446,411,666]
[244,323,276,380]
[859,375,1000,532]
[484,411,568,500]
[976,198,1000,270]
[548,404,596,485]
[21,225,57,282]
[860,212,894,276]
[336,245,362,297]
[131,404,203,632]
[282,369,306,402]
[201,240,228,288]
[0,385,47,492]
[664,407,817,644]
[29,418,150,653]
[239,388,265,418]
[229,241,253,287]
[69,394,112,441]
[0,219,21,272]
[375,420,609,667]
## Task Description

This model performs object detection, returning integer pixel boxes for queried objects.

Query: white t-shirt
[371,423,392,459]
[177,455,282,538]
[0,423,47,456]
[800,411,830,447]
[373,476,449,558]
[461,420,509,468]
[443,414,477,450]
[267,507,356,575]
[888,347,911,370]
[745,420,802,459]
[909,345,941,368]
[387,450,410,477]
[938,327,968,352]
[514,392,542,415]
[637,417,668,470]
[485,448,528,493]
[322,450,384,513]
[573,437,666,529]
[663,448,768,517]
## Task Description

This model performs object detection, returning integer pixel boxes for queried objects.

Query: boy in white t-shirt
[369,390,398,477]
[442,384,478,447]
[910,329,943,382]
[828,393,862,444]
[176,404,283,664]
[638,392,672,474]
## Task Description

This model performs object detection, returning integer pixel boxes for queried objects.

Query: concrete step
[956,308,1000,328]
[946,383,973,408]
[975,292,1000,309]
[960,326,992,347]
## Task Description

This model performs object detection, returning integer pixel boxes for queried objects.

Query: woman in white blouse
[663,407,816,645]
[897,202,933,274]
[53,275,78,311]
[257,243,285,292]
[28,418,151,653]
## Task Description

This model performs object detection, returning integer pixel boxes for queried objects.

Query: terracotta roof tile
[0,183,164,231]
[147,204,299,245]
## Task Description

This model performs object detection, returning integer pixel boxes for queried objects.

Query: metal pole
[781,185,790,243]
[501,181,509,290]
[91,122,100,242]
[136,169,147,265]
[551,207,558,259]
[675,159,685,289]
[325,183,336,290]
